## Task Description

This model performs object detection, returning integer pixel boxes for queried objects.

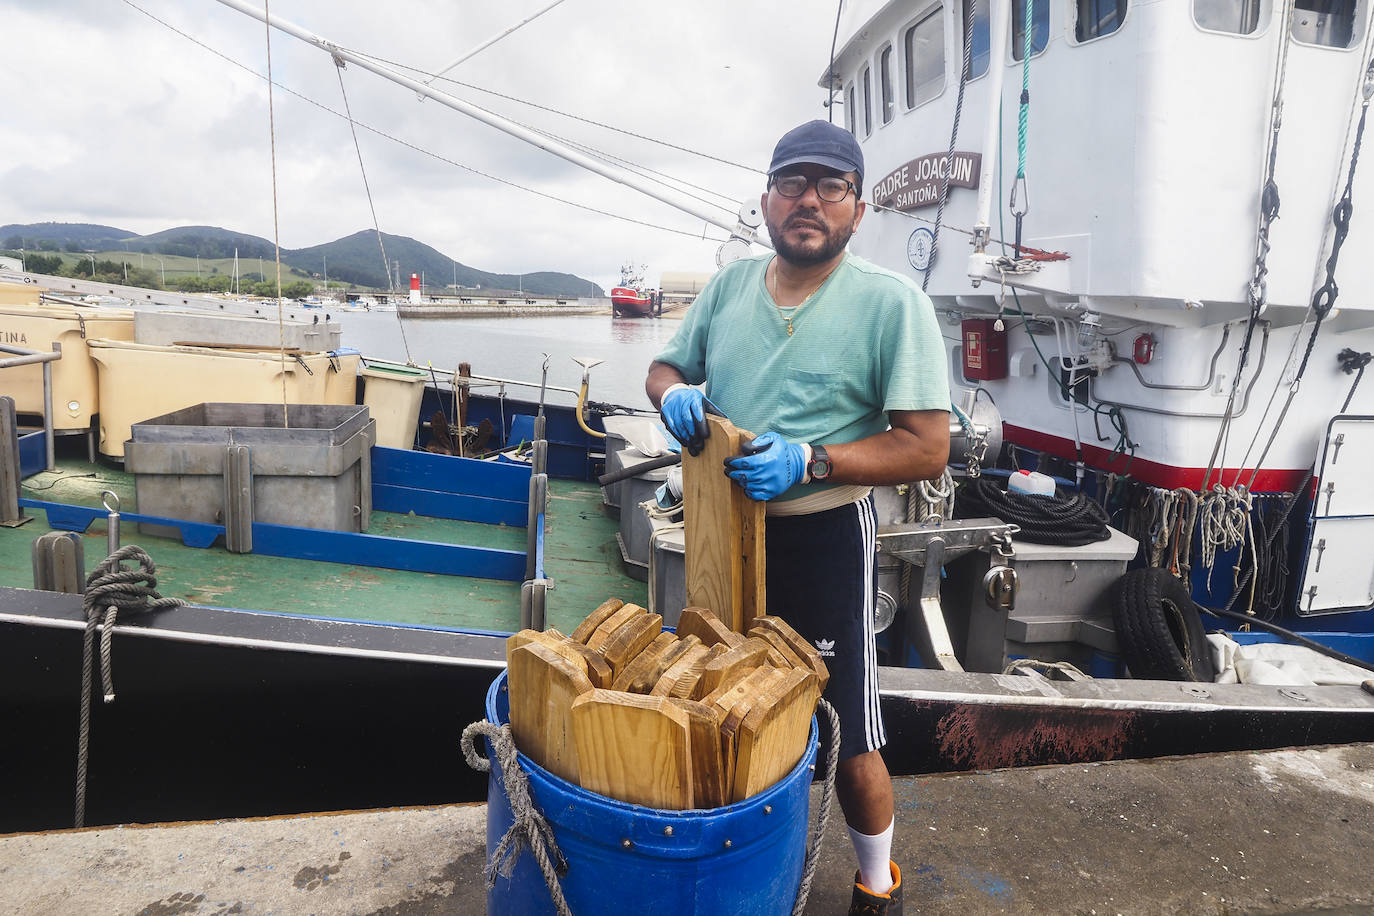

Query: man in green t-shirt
[646,120,950,915]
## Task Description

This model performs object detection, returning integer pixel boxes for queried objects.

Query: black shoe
[848,862,902,916]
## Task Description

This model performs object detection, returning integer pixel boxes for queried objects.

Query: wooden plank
[669,698,727,809]
[506,642,594,784]
[682,415,766,633]
[733,668,820,802]
[749,615,830,691]
[749,627,808,671]
[649,643,711,698]
[571,690,693,809]
[585,602,647,652]
[570,598,625,644]
[600,613,664,679]
[707,666,789,794]
[676,606,745,649]
[611,631,680,692]
[693,637,773,700]
[507,628,612,688]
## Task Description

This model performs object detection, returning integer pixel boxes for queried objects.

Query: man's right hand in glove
[659,383,711,456]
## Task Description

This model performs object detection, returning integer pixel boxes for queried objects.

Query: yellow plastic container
[0,299,135,431]
[359,360,427,449]
[87,339,346,459]
[322,350,362,407]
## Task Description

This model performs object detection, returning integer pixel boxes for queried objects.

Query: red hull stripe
[1003,424,1311,493]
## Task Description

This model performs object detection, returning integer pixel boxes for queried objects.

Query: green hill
[1,222,602,296]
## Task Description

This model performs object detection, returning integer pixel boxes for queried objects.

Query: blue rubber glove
[660,385,711,456]
[723,431,808,501]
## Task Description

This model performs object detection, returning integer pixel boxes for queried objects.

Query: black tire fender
[1111,568,1217,682]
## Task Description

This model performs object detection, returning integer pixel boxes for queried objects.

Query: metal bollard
[1,396,29,527]
[102,490,122,559]
[32,531,85,593]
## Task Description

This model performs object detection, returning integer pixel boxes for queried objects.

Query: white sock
[847,819,894,894]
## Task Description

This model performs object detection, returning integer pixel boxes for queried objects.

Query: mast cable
[924,0,975,290]
[262,0,290,422]
[118,0,727,245]
[344,49,761,175]
[334,56,412,358]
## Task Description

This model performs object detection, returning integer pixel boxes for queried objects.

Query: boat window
[1075,0,1127,41]
[1194,0,1265,34]
[963,0,991,79]
[880,45,896,124]
[903,5,946,109]
[862,64,874,136]
[846,82,857,135]
[1291,0,1361,49]
[1011,0,1050,60]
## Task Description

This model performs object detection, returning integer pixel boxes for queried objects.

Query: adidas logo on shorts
[814,638,836,657]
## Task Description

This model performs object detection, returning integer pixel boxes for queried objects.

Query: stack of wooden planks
[505,601,828,810]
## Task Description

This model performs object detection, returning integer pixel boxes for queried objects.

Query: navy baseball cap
[768,119,864,183]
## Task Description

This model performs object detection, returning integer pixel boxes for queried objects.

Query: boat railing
[0,342,62,471]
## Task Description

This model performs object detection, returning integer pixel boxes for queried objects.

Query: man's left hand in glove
[723,431,811,501]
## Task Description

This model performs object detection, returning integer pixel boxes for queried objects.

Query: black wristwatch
[808,444,832,482]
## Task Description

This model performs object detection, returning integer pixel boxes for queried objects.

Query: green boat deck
[3,457,645,634]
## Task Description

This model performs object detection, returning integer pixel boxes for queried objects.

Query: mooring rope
[462,720,572,916]
[75,546,188,828]
[461,698,841,916]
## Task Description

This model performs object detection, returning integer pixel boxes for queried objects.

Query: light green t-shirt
[655,252,950,499]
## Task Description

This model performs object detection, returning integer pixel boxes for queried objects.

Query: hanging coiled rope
[956,477,1109,546]
[75,546,188,827]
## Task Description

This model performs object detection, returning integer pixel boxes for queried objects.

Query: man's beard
[765,210,854,266]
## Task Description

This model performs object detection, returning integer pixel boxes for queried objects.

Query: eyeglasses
[770,173,857,203]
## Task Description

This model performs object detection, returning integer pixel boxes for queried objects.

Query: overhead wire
[118,0,731,245]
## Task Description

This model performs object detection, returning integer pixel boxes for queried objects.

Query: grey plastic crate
[601,416,668,518]
[126,402,374,536]
[615,451,674,581]
[648,520,685,627]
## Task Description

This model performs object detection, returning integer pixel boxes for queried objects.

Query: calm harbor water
[330,311,682,411]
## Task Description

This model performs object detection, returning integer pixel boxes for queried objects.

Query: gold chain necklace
[769,265,824,337]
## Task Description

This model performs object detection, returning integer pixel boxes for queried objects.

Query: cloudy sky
[1,0,843,292]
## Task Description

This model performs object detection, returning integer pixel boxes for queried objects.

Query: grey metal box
[615,451,673,581]
[649,521,685,628]
[948,526,1138,673]
[126,402,374,536]
[601,416,667,518]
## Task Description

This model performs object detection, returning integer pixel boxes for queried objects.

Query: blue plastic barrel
[484,672,817,915]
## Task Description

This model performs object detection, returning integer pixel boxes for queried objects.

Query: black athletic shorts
[764,494,884,761]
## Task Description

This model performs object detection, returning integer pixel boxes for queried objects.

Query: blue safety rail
[17,430,46,479]
[370,445,531,527]
[17,499,526,580]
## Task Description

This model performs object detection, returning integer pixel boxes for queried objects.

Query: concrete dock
[3,743,1371,915]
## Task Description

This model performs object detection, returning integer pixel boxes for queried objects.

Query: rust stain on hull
[934,704,1139,770]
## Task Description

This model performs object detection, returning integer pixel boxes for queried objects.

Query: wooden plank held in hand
[682,415,766,633]
[732,667,820,802]
[506,642,594,784]
[571,690,694,810]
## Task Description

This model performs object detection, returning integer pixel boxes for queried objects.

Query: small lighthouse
[409,273,421,303]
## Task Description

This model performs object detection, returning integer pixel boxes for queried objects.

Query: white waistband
[766,484,873,517]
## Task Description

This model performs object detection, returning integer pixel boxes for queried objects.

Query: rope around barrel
[461,698,842,916]
[75,545,188,828]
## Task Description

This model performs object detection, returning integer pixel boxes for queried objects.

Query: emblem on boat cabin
[907,228,934,271]
[872,151,982,212]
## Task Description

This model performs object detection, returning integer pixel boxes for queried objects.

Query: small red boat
[611,286,656,317]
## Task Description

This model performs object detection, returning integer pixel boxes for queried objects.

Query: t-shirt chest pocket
[773,367,840,437]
